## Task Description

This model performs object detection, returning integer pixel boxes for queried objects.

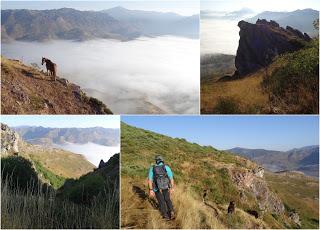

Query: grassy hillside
[121,123,306,229]
[201,39,319,114]
[1,56,112,114]
[1,154,119,229]
[17,141,95,179]
[201,54,236,83]
[265,171,319,229]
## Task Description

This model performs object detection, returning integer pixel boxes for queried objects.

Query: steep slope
[265,171,319,229]
[246,9,319,37]
[1,123,95,181]
[121,122,303,229]
[1,57,112,114]
[14,126,120,146]
[228,146,319,177]
[1,124,119,229]
[1,8,140,42]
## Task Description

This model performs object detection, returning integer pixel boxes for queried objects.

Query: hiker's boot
[163,215,170,221]
[170,211,175,220]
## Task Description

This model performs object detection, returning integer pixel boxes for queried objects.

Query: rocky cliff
[234,19,311,77]
[1,123,20,155]
[1,57,112,114]
[230,167,284,215]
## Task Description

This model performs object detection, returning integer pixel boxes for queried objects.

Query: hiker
[148,155,175,220]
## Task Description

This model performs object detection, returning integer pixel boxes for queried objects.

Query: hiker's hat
[155,155,164,163]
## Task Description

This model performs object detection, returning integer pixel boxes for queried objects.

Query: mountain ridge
[1,7,199,42]
[13,125,120,146]
[245,8,319,37]
[227,146,319,177]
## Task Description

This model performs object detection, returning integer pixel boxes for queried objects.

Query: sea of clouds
[2,36,199,114]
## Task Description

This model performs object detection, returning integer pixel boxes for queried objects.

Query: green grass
[262,38,319,113]
[32,159,66,189]
[265,172,319,229]
[122,123,260,213]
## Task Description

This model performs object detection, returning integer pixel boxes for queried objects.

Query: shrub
[1,156,41,193]
[212,97,241,114]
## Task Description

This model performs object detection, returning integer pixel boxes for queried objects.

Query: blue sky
[201,0,320,12]
[1,115,120,128]
[122,116,319,151]
[1,0,199,16]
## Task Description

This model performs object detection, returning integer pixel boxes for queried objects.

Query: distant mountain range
[245,9,319,37]
[228,146,319,177]
[13,126,120,146]
[201,7,254,20]
[1,7,199,42]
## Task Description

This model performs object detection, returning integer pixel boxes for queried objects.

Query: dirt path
[121,178,180,229]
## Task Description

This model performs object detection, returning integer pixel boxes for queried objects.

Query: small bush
[212,97,241,114]
[1,156,41,193]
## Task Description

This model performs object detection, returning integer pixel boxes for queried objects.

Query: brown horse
[41,57,57,81]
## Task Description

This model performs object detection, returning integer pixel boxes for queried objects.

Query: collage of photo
[1,0,319,229]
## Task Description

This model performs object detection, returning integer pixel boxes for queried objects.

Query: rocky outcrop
[289,211,301,227]
[234,19,311,77]
[1,123,19,155]
[230,167,284,214]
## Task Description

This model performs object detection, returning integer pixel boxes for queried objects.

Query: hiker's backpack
[153,164,170,190]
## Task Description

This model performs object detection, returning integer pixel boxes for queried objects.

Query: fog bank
[2,37,199,114]
[53,142,120,166]
[201,18,240,55]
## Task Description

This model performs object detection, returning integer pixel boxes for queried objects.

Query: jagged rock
[98,159,106,168]
[289,211,301,227]
[234,19,311,77]
[57,78,69,86]
[230,168,284,214]
[253,167,264,178]
[1,123,19,155]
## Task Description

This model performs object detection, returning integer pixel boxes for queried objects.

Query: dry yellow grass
[201,70,269,114]
[121,176,271,229]
[17,141,95,179]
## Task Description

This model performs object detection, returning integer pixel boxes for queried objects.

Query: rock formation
[289,211,301,227]
[1,123,19,155]
[234,19,311,77]
[230,167,284,214]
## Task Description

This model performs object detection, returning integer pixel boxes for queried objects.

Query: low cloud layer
[201,18,240,55]
[2,37,199,114]
[53,142,120,166]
